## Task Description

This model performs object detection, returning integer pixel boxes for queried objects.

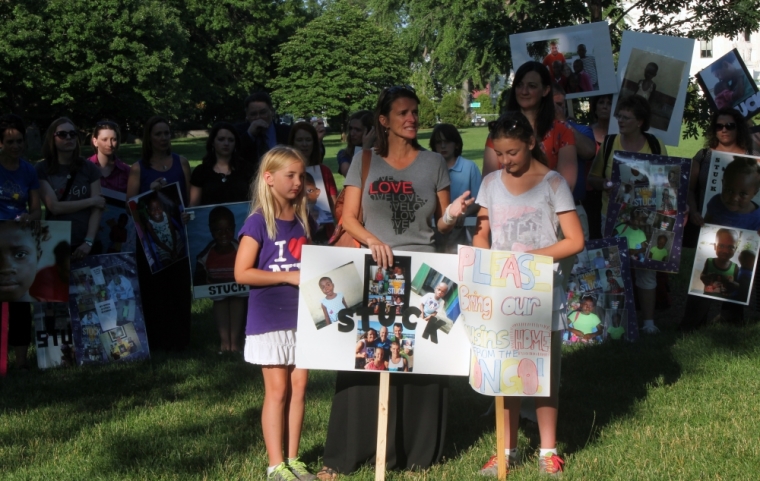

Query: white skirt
[244,329,297,366]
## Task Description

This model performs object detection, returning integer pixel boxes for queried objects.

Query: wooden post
[495,396,507,480]
[375,371,390,481]
[1,303,9,377]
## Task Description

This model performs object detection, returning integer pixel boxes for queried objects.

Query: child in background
[319,276,347,326]
[234,146,317,481]
[473,112,584,475]
[682,158,760,331]
[700,228,740,298]
[635,62,658,101]
[429,123,482,253]
[648,234,670,262]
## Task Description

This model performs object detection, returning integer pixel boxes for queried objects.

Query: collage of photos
[97,188,136,254]
[0,220,71,303]
[303,262,364,330]
[565,238,638,343]
[186,201,249,299]
[509,22,617,100]
[355,320,415,372]
[33,302,76,369]
[362,255,412,318]
[606,152,690,272]
[69,253,149,365]
[696,49,759,117]
[611,32,694,145]
[127,182,188,274]
[688,225,760,306]
[409,263,462,334]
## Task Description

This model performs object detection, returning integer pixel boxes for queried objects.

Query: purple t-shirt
[238,212,310,336]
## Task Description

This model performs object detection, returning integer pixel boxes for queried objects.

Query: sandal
[316,466,338,480]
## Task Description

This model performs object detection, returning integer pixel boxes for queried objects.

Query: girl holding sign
[473,112,584,475]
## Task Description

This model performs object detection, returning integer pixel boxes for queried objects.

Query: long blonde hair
[249,145,311,241]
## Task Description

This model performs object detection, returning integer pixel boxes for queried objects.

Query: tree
[418,95,436,128]
[270,2,409,126]
[438,91,468,128]
[472,92,498,115]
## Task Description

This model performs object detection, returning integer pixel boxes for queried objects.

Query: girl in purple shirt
[234,146,316,481]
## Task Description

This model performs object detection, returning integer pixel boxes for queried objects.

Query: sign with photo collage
[296,246,469,376]
[566,237,638,343]
[604,151,691,272]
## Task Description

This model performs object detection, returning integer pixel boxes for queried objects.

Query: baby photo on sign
[509,22,617,99]
[302,262,363,330]
[409,263,462,334]
[355,320,414,372]
[688,225,760,305]
[696,49,759,117]
[362,255,412,318]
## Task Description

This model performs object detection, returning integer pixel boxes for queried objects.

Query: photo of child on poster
[509,22,617,99]
[69,253,149,365]
[688,225,760,305]
[97,188,136,254]
[410,263,462,334]
[0,220,71,303]
[33,302,75,369]
[304,166,335,244]
[127,182,187,274]
[564,293,605,344]
[186,201,249,299]
[701,152,760,221]
[604,309,628,341]
[363,255,412,318]
[696,49,759,118]
[302,262,363,330]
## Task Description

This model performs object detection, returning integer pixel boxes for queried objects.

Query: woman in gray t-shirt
[320,86,473,476]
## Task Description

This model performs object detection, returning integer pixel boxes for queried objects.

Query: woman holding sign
[318,86,472,479]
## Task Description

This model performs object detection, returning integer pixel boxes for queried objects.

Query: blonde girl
[234,146,316,481]
[473,112,584,476]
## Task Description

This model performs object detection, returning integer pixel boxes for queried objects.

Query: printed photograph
[410,263,462,334]
[355,320,414,372]
[696,49,759,115]
[362,255,412,318]
[571,248,591,274]
[0,220,70,303]
[97,188,136,254]
[564,292,605,344]
[701,151,760,220]
[33,302,75,369]
[302,262,363,330]
[304,165,335,244]
[646,229,675,263]
[655,185,678,215]
[604,309,628,341]
[127,182,187,274]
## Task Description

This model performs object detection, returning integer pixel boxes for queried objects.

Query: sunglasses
[54,130,78,139]
[488,118,521,134]
[715,122,737,131]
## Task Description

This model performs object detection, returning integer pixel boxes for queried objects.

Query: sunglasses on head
[715,122,737,131]
[54,130,78,139]
[385,85,416,95]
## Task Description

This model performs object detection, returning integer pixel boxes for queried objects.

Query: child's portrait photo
[564,294,605,344]
[127,182,187,274]
[615,183,634,204]
[409,263,462,334]
[619,161,651,187]
[604,309,628,341]
[303,262,363,330]
[0,220,71,303]
[655,186,678,215]
[689,225,760,305]
[186,201,249,298]
[612,206,653,262]
[703,154,760,223]
[97,189,136,254]
[646,229,675,263]
[696,49,758,115]
[601,268,625,295]
[571,248,590,274]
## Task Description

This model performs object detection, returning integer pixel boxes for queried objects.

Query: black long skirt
[322,371,448,473]
[136,246,192,351]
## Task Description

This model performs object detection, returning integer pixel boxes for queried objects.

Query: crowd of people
[2,56,760,479]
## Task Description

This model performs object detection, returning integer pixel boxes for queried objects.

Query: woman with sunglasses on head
[317,86,473,480]
[37,118,105,259]
[0,114,41,370]
[127,116,192,351]
[188,122,252,354]
[89,121,129,193]
[482,61,577,191]
[687,108,756,232]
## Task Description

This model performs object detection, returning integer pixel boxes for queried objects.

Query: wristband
[84,238,94,247]
[443,205,457,226]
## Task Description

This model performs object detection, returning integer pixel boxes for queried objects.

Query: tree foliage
[438,92,468,128]
[270,2,408,125]
[418,95,437,129]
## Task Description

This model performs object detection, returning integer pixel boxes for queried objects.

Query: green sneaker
[268,462,298,481]
[287,457,317,481]
[538,453,564,475]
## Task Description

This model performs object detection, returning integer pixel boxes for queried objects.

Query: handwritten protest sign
[457,246,554,397]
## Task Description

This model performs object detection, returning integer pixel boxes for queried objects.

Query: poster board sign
[695,49,760,119]
[97,188,137,254]
[305,165,334,226]
[566,238,638,343]
[604,151,690,272]
[296,246,469,376]
[457,246,554,397]
[687,224,760,305]
[186,201,250,299]
[609,31,695,146]
[33,302,75,369]
[509,22,617,100]
[69,253,150,365]
[700,151,760,220]
[127,182,188,274]
[0,220,71,303]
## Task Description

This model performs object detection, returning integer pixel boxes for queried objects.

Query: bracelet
[443,205,457,226]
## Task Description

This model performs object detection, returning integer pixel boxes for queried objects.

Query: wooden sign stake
[495,396,507,480]
[1,303,9,377]
[375,371,390,481]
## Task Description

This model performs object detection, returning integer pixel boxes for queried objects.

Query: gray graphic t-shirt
[345,150,450,252]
